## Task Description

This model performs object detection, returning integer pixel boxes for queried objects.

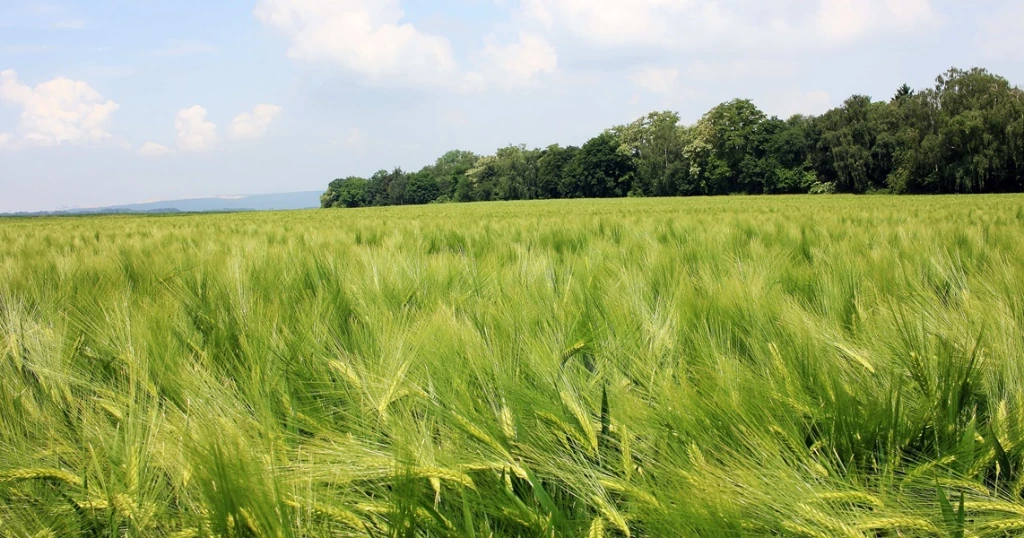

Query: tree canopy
[322,67,1024,208]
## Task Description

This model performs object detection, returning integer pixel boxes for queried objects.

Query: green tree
[537,145,575,199]
[614,111,689,196]
[892,83,914,104]
[564,132,634,198]
[763,115,818,193]
[887,68,1024,193]
[320,66,1024,203]
[321,177,369,208]
[490,144,543,201]
[365,169,391,206]
[686,99,767,195]
[812,96,894,193]
[337,177,369,207]
[385,168,409,205]
[931,68,1023,192]
[405,170,440,204]
[465,156,499,201]
[320,179,342,208]
[433,150,479,199]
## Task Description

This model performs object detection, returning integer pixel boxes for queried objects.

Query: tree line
[321,67,1024,208]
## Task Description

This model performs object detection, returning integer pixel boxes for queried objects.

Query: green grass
[3,195,1024,537]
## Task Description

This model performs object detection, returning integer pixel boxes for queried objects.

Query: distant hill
[2,191,323,216]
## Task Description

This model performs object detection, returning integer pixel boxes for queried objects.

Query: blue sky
[1,0,1022,211]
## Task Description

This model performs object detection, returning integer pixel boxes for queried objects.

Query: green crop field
[3,195,1024,537]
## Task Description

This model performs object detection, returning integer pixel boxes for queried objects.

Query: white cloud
[175,105,217,152]
[138,142,173,157]
[229,104,283,140]
[816,0,936,42]
[254,0,458,86]
[0,69,121,148]
[521,0,684,47]
[520,0,938,50]
[476,32,558,88]
[629,66,679,93]
[0,132,11,148]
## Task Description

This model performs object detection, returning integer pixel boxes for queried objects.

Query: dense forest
[321,67,1024,208]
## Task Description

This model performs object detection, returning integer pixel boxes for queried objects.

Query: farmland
[3,195,1024,537]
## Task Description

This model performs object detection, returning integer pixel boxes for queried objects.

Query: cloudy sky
[1,0,1022,211]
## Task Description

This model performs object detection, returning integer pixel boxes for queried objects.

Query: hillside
[2,191,322,216]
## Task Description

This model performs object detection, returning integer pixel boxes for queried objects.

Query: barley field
[3,196,1024,537]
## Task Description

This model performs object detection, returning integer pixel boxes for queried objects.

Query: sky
[1,0,1023,212]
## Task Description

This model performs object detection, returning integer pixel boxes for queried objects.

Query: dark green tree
[537,145,575,199]
[812,96,894,193]
[405,170,440,204]
[763,115,818,193]
[563,132,634,198]
[321,177,369,208]
[319,67,1024,204]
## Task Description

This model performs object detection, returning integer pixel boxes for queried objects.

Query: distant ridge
[2,191,323,216]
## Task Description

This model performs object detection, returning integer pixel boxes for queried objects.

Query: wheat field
[3,196,1024,537]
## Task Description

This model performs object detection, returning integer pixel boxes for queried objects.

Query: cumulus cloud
[254,0,565,91]
[229,104,283,140]
[520,0,938,50]
[174,105,217,152]
[254,0,458,86]
[816,0,936,42]
[629,66,679,93]
[476,32,558,88]
[0,69,121,148]
[521,0,686,47]
[138,142,173,157]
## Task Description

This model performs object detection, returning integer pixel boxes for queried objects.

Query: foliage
[808,181,837,194]
[322,177,369,208]
[321,67,1024,207]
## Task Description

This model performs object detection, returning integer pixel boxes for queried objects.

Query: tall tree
[564,132,634,198]
[687,99,767,195]
[433,150,479,200]
[319,66,1024,204]
[813,96,893,193]
[537,145,576,199]
[615,111,689,196]
[405,168,441,204]
[762,115,818,193]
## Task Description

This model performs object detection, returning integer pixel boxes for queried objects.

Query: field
[3,196,1024,537]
